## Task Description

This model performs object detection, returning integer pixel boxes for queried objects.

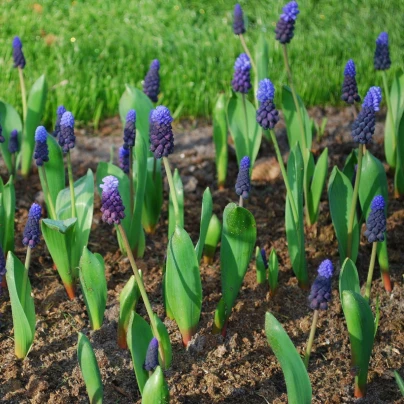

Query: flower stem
[39,166,57,219]
[20,246,32,310]
[347,144,363,258]
[129,147,134,215]
[163,157,180,227]
[239,34,257,77]
[66,151,77,218]
[304,309,319,369]
[239,196,243,207]
[18,67,27,122]
[364,242,378,303]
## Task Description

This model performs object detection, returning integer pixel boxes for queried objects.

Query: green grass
[0,0,403,125]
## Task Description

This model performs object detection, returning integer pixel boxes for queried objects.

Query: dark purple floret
[144,337,159,371]
[308,275,332,310]
[34,126,49,166]
[0,123,4,143]
[374,32,391,71]
[12,36,26,69]
[317,259,334,278]
[260,248,268,269]
[233,4,245,35]
[8,130,19,154]
[235,156,251,199]
[59,111,76,153]
[341,60,361,105]
[143,59,160,103]
[256,79,280,130]
[231,53,251,94]
[364,195,386,243]
[119,146,130,174]
[149,106,174,159]
[100,176,126,225]
[22,203,42,249]
[52,105,66,138]
[275,1,299,44]
[123,109,136,149]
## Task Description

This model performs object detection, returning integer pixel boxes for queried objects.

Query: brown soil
[0,107,403,404]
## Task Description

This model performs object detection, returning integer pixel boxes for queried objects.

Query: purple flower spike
[22,203,42,249]
[149,106,174,159]
[256,79,280,130]
[119,146,130,174]
[100,176,126,225]
[341,60,361,105]
[8,130,19,154]
[34,126,49,166]
[260,248,268,269]
[317,259,334,278]
[275,1,299,44]
[374,32,391,71]
[0,124,4,143]
[233,4,245,35]
[12,36,26,69]
[144,337,159,371]
[53,105,67,138]
[59,111,76,153]
[0,245,6,295]
[363,86,382,112]
[123,109,136,149]
[364,195,386,243]
[143,59,160,103]
[308,259,333,311]
[235,156,251,199]
[231,53,251,94]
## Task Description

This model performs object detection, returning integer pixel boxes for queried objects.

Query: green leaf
[342,149,358,181]
[77,332,103,404]
[227,93,261,166]
[255,246,267,284]
[394,111,404,195]
[141,366,170,404]
[21,75,48,176]
[79,247,107,330]
[168,169,184,237]
[154,315,172,370]
[268,248,279,293]
[127,312,153,395]
[213,93,228,188]
[0,100,22,172]
[394,371,404,397]
[255,32,269,97]
[328,167,359,263]
[339,258,360,303]
[265,312,312,404]
[202,213,222,264]
[342,291,375,397]
[1,177,15,255]
[374,295,380,338]
[195,188,213,262]
[6,252,36,359]
[165,226,202,345]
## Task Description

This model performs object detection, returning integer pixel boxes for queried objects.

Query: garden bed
[0,106,403,403]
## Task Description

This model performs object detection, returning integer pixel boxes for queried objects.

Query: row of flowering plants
[0,1,402,403]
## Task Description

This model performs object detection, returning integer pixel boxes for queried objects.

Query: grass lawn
[0,0,402,125]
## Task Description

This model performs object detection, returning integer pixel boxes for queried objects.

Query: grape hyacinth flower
[22,203,42,249]
[52,105,66,138]
[119,146,130,174]
[100,176,125,225]
[256,79,280,130]
[351,86,382,144]
[341,60,361,105]
[144,337,159,372]
[12,36,26,69]
[275,1,299,44]
[231,53,251,94]
[149,106,174,159]
[260,248,268,269]
[143,59,160,103]
[364,195,386,243]
[59,111,76,153]
[0,246,6,296]
[34,126,49,166]
[8,130,19,154]
[0,123,4,143]
[123,109,136,149]
[235,156,251,202]
[374,32,391,71]
[233,4,245,35]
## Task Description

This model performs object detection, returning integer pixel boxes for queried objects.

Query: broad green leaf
[1,177,15,255]
[21,75,48,176]
[227,93,261,166]
[0,100,22,172]
[141,366,170,404]
[254,32,269,99]
[79,247,107,330]
[202,213,221,264]
[166,226,202,344]
[127,312,153,395]
[374,295,380,338]
[41,218,77,298]
[195,188,213,262]
[339,258,360,303]
[394,371,404,397]
[394,111,404,195]
[6,252,36,359]
[342,291,375,397]
[213,93,228,188]
[77,332,103,404]
[268,248,279,293]
[168,169,184,237]
[342,149,358,181]
[265,312,312,404]
[154,315,172,370]
[328,167,359,263]
[255,246,267,284]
